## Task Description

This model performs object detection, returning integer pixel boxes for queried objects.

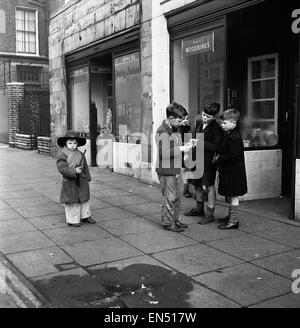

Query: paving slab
[5,196,57,209]
[237,213,287,233]
[14,204,65,218]
[182,223,246,243]
[0,190,42,200]
[193,263,292,307]
[254,225,300,248]
[207,234,292,261]
[121,229,197,254]
[92,207,139,221]
[152,244,243,276]
[0,231,55,254]
[0,208,24,221]
[31,268,105,308]
[87,255,171,272]
[0,219,37,234]
[62,238,143,266]
[98,217,160,236]
[28,214,67,230]
[251,249,300,279]
[42,224,113,246]
[250,292,300,308]
[103,195,150,207]
[0,293,17,308]
[7,246,75,278]
[91,189,130,199]
[0,200,10,210]
[122,203,161,216]
[186,282,240,308]
[89,197,114,210]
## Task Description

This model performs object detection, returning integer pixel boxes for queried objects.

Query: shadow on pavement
[33,264,193,308]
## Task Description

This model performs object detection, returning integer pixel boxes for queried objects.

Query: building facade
[48,0,300,220]
[0,0,67,144]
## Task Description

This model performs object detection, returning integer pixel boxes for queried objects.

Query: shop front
[167,0,299,201]
[65,30,146,178]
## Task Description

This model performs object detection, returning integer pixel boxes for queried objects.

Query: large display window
[172,27,225,125]
[114,51,142,143]
[69,67,89,137]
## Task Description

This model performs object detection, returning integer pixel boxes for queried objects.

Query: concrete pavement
[0,147,300,308]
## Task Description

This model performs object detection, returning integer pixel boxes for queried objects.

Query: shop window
[172,27,225,125]
[243,54,278,148]
[69,67,89,137]
[17,65,42,84]
[114,52,142,143]
[16,8,38,55]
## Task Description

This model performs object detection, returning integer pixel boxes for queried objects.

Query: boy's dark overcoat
[190,119,223,186]
[57,151,91,204]
[216,126,247,196]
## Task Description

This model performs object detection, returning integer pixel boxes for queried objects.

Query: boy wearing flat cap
[57,130,96,227]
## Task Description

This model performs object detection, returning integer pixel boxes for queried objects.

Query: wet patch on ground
[32,264,194,308]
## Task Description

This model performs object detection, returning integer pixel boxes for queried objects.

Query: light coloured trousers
[64,200,91,224]
[158,174,182,226]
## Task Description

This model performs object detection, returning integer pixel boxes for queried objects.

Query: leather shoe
[218,221,239,230]
[67,223,80,227]
[175,220,188,229]
[82,217,96,224]
[163,224,184,233]
[184,208,205,217]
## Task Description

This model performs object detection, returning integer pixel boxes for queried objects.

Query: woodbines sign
[182,32,214,57]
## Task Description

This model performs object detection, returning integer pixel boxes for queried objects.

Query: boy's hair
[65,138,77,145]
[203,102,220,116]
[166,102,188,119]
[219,108,240,122]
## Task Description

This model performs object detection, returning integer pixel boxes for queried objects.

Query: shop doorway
[90,54,113,166]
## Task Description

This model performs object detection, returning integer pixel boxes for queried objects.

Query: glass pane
[69,67,90,137]
[173,27,224,124]
[114,52,141,143]
[252,101,275,119]
[252,80,275,99]
[252,58,275,79]
[241,120,278,148]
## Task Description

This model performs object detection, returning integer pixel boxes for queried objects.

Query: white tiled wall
[240,150,282,201]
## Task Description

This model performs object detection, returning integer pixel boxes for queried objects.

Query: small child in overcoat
[56,130,96,227]
[213,108,248,229]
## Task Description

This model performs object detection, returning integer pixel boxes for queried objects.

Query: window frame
[247,53,279,146]
[15,6,39,56]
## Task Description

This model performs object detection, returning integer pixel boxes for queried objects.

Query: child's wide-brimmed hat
[57,130,86,148]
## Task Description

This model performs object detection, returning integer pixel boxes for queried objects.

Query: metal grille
[19,85,50,148]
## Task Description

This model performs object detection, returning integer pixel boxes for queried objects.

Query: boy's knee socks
[229,205,239,223]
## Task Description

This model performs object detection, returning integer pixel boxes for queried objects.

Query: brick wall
[15,133,34,150]
[7,82,24,147]
[37,136,51,155]
[0,0,49,56]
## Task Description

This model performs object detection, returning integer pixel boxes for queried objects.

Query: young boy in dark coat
[155,103,194,233]
[56,130,96,227]
[213,108,248,229]
[184,103,223,224]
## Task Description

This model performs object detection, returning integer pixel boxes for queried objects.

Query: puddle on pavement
[33,264,194,308]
